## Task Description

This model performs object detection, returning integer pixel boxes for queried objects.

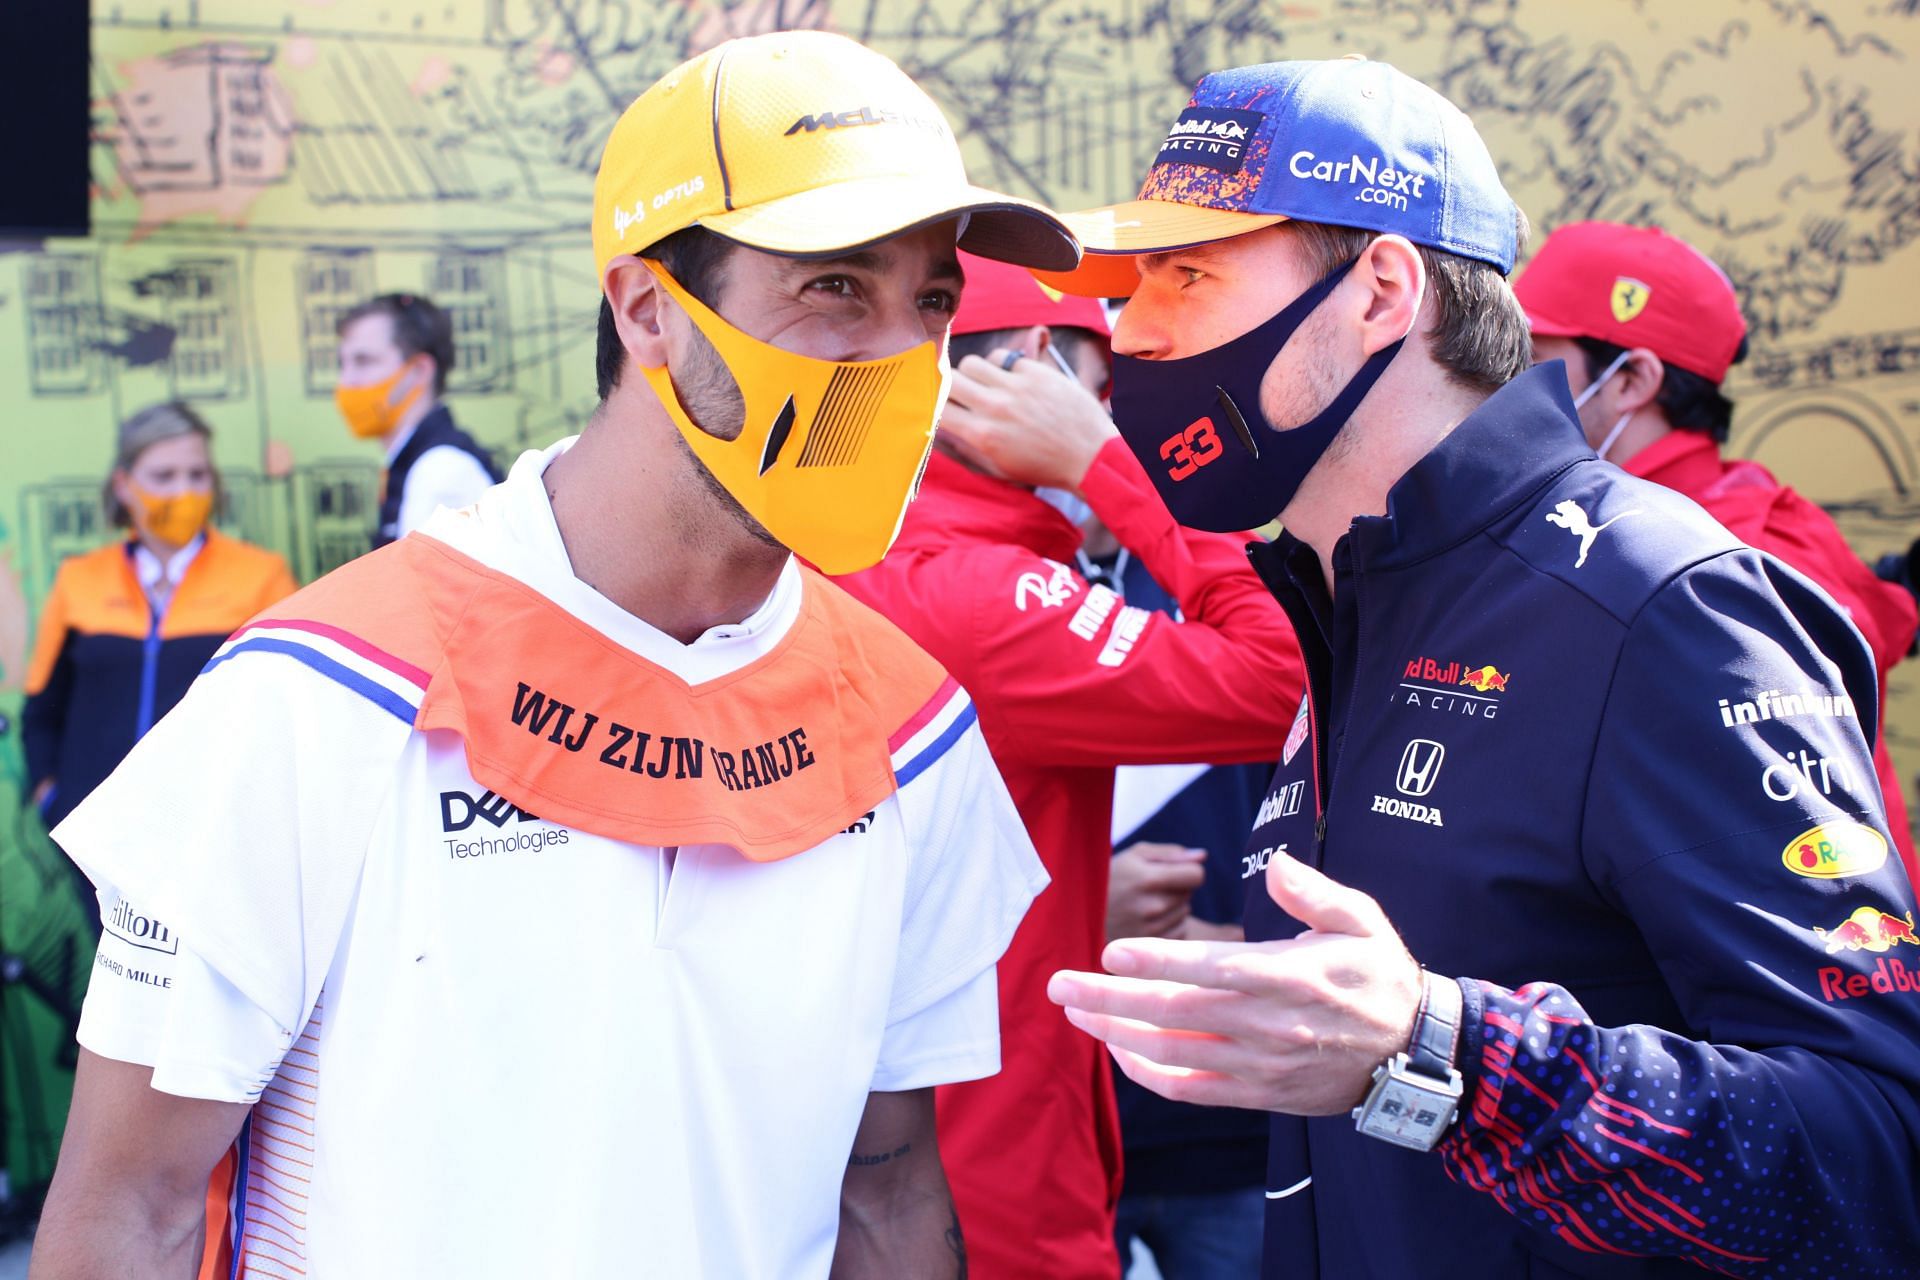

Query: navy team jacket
[374,405,502,549]
[1243,365,1920,1279]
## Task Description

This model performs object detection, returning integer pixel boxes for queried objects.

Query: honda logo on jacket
[1396,739,1445,797]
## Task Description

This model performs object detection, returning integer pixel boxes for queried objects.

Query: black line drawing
[6,0,1916,618]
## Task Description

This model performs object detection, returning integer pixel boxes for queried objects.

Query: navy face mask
[1110,257,1406,533]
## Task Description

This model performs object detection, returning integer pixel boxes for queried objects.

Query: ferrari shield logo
[1610,277,1652,323]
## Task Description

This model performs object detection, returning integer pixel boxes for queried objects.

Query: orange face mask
[335,361,427,440]
[637,262,950,575]
[130,486,213,548]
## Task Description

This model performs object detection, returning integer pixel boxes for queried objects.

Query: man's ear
[604,257,673,371]
[400,352,435,395]
[1021,325,1052,360]
[1354,234,1426,358]
[1613,348,1665,415]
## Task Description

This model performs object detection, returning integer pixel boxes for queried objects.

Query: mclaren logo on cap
[1610,277,1652,323]
[784,105,948,137]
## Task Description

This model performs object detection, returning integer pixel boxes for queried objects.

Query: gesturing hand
[939,350,1118,491]
[1049,848,1423,1116]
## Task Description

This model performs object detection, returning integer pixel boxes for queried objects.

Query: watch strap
[1408,970,1462,1079]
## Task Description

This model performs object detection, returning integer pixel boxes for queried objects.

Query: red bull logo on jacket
[1405,656,1461,684]
[1817,955,1920,1003]
[1459,665,1510,693]
[1396,654,1508,721]
[1814,906,1918,954]
[1781,821,1888,880]
[1403,656,1509,689]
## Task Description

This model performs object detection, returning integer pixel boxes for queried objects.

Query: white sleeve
[884,709,1048,1026]
[53,641,413,1094]
[78,900,288,1104]
[397,445,496,537]
[870,964,1001,1091]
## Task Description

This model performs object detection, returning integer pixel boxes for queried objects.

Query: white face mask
[1571,349,1634,463]
[1035,486,1093,527]
[1033,337,1101,528]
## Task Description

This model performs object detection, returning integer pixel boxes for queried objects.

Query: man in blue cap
[1045,56,1920,1278]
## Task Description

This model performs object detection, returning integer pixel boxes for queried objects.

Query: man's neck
[1600,414,1673,470]
[1280,364,1491,592]
[543,400,790,646]
[381,394,439,457]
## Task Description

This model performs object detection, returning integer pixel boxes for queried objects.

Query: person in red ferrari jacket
[833,254,1306,1279]
[1515,221,1919,880]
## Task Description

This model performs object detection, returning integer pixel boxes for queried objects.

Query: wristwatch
[1351,970,1464,1152]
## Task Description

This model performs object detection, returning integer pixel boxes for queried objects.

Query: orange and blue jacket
[23,530,296,828]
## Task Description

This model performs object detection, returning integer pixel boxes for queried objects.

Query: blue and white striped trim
[204,622,425,725]
[890,684,978,790]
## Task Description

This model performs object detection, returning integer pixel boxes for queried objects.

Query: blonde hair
[103,402,224,529]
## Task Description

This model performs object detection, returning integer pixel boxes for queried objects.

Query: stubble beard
[1263,309,1363,466]
[670,326,786,554]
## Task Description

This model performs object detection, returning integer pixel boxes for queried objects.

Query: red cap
[953,251,1111,339]
[1514,222,1745,384]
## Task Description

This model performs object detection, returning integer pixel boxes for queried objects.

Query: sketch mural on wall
[2,0,1919,1192]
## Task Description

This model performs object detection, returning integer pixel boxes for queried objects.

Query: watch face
[1356,1074,1458,1151]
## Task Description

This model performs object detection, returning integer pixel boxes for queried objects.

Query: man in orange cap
[34,32,1075,1279]
[835,251,1304,1278]
[1516,220,1918,881]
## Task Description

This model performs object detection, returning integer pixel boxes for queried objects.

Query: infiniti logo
[1395,739,1445,797]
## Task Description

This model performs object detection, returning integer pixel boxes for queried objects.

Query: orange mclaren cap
[591,31,1079,284]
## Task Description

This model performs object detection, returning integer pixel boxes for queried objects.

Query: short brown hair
[1284,215,1533,395]
[338,293,455,395]
[597,227,738,402]
[103,401,224,528]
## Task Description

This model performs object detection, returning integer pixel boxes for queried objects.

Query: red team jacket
[836,441,1305,1279]
[1624,431,1919,881]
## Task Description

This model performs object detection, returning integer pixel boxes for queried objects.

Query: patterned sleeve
[1438,552,1920,1275]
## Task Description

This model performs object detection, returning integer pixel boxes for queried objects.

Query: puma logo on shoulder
[1545,499,1639,568]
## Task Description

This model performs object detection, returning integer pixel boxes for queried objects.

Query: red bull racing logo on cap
[1815,905,1919,955]
[1781,821,1888,880]
[1155,107,1266,176]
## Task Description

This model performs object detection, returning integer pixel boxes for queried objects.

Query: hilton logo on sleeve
[104,898,179,956]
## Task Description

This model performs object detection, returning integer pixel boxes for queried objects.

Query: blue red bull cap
[1038,56,1520,297]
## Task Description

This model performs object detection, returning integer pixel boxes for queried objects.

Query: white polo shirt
[61,439,1047,1279]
